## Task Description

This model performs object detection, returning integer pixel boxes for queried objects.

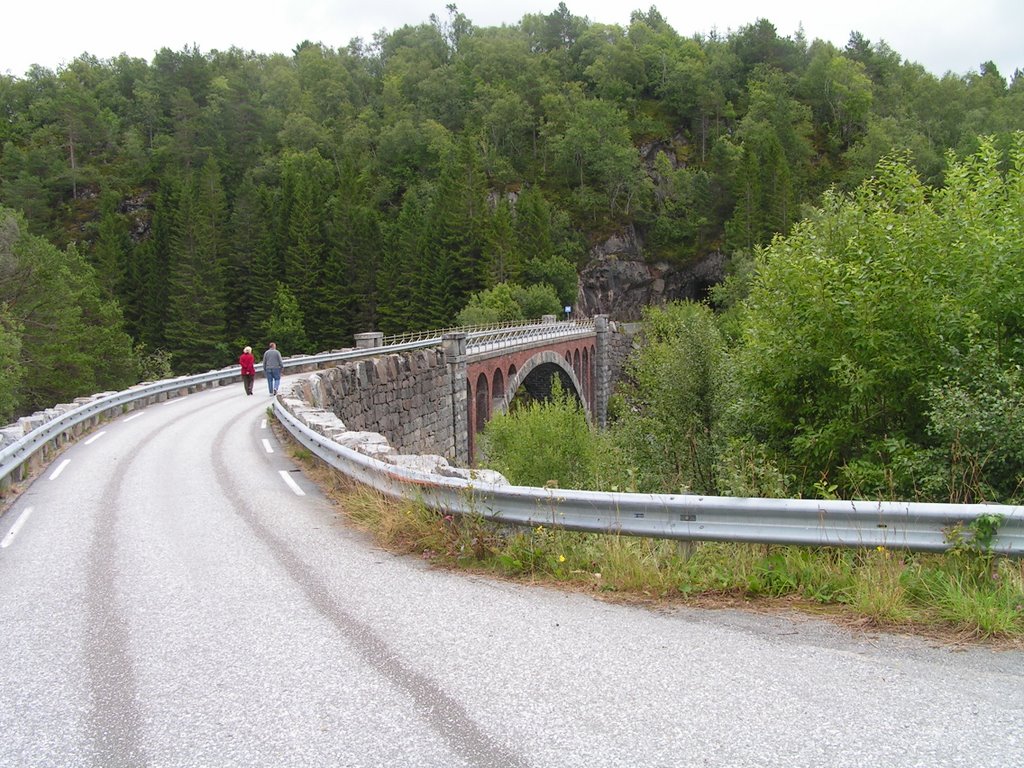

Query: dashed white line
[49,459,71,480]
[124,412,145,422]
[261,418,267,429]
[261,439,274,454]
[278,471,306,496]
[1,506,34,548]
[84,431,107,445]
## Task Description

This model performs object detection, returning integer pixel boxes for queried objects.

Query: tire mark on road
[211,418,532,768]
[84,391,247,768]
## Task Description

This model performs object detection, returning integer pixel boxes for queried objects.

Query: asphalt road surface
[1,379,1022,767]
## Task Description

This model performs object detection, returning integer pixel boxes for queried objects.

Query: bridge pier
[594,314,609,429]
[354,332,384,349]
[443,332,470,466]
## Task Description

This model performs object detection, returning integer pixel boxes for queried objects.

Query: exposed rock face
[119,192,152,241]
[576,227,727,321]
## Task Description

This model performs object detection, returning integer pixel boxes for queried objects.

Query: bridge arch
[474,372,489,433]
[491,368,505,414]
[492,351,590,421]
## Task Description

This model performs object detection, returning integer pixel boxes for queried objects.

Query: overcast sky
[5,1,1022,80]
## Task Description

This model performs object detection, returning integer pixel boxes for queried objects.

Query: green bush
[481,377,601,489]
[731,135,1024,501]
[610,301,733,494]
[456,281,562,326]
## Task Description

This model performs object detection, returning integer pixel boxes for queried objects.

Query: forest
[0,5,1022,501]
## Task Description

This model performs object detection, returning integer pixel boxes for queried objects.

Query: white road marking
[84,431,106,445]
[279,471,306,496]
[1,506,34,548]
[49,459,71,480]
[262,439,274,454]
[124,412,145,422]
[261,419,267,429]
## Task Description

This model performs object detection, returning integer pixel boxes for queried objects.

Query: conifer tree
[91,190,131,302]
[264,282,310,355]
[514,185,555,260]
[483,196,521,286]
[281,151,332,349]
[419,138,487,325]
[323,164,383,345]
[377,185,429,334]
[163,162,228,372]
[225,179,275,345]
[136,187,174,351]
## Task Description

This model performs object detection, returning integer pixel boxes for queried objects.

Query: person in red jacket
[239,345,256,395]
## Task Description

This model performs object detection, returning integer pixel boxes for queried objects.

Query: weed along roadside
[273,420,1024,649]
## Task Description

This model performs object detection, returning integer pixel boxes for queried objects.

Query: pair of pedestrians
[238,342,284,396]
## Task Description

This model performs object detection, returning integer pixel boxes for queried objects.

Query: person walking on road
[262,342,284,395]
[239,346,256,395]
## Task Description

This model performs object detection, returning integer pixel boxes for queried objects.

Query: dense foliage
[731,135,1024,502]
[0,206,138,419]
[609,301,732,494]
[455,281,562,326]
[2,5,1021,396]
[481,378,605,490]
[488,136,1024,505]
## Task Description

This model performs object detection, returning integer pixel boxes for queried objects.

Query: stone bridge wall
[293,348,458,460]
[606,322,639,393]
[287,317,637,467]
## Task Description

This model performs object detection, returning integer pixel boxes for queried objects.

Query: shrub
[481,377,600,489]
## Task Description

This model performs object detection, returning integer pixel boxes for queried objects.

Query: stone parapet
[290,347,457,460]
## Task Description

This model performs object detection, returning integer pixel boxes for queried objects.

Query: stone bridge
[462,319,603,462]
[300,316,633,466]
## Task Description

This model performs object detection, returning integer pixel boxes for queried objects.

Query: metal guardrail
[0,369,235,485]
[274,400,1024,557]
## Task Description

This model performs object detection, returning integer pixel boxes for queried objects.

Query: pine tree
[225,178,274,345]
[483,196,521,286]
[164,163,229,372]
[420,138,487,325]
[323,163,384,346]
[137,187,175,351]
[377,186,429,334]
[514,185,555,261]
[91,190,131,302]
[281,151,332,349]
[264,282,309,354]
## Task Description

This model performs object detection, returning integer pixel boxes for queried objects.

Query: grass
[290,442,1024,646]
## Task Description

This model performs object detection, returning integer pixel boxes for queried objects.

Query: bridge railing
[379,317,595,352]
[466,319,595,355]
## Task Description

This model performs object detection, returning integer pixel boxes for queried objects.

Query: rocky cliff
[575,226,727,321]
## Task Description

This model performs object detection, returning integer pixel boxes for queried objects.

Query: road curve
[1,379,1022,767]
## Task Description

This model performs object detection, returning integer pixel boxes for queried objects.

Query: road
[1,379,1022,767]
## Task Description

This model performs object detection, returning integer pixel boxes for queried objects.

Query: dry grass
[283,430,1024,650]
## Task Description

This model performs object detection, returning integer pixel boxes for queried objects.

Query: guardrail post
[354,332,384,350]
[594,314,609,428]
[443,332,469,466]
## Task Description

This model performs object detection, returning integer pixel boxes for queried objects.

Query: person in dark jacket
[239,346,256,395]
[262,342,284,395]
